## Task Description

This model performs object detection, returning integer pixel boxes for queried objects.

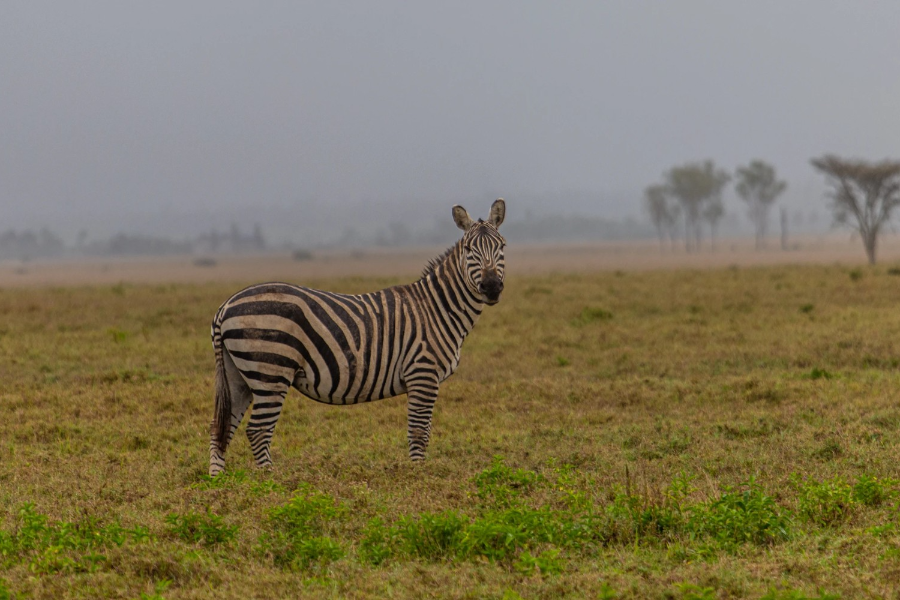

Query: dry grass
[3,264,900,598]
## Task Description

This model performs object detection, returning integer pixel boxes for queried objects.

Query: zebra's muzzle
[479,278,504,305]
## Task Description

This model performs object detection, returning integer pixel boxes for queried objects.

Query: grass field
[3,263,900,598]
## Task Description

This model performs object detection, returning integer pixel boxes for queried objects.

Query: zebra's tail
[211,317,232,453]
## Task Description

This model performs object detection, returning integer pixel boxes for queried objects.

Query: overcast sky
[1,1,899,242]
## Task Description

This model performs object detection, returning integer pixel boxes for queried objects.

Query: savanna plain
[5,248,900,598]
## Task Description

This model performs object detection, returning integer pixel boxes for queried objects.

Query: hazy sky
[2,1,899,241]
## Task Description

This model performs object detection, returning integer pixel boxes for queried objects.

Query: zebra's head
[452,199,506,306]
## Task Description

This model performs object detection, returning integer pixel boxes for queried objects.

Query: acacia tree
[665,160,730,252]
[811,155,900,264]
[644,184,679,250]
[735,160,787,250]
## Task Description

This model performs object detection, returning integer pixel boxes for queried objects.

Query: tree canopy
[735,160,787,249]
[665,160,730,251]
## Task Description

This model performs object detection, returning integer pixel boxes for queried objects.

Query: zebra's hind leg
[208,351,253,476]
[245,391,288,470]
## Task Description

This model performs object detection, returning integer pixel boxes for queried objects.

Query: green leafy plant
[393,511,468,560]
[514,548,564,576]
[473,456,540,507]
[793,476,856,527]
[358,518,394,566]
[259,486,347,571]
[687,479,792,548]
[165,510,237,547]
[0,504,148,574]
[852,475,896,507]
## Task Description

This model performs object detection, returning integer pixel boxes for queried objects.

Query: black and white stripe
[208,199,506,475]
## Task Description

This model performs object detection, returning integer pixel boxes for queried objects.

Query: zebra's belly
[291,366,407,405]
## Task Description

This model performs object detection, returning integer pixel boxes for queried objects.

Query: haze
[2,1,899,245]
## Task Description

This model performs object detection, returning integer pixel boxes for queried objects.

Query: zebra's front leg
[245,392,287,469]
[406,377,440,461]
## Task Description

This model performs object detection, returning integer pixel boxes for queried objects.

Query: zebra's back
[215,282,413,404]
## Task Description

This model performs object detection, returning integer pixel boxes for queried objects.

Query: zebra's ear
[452,205,474,231]
[489,198,505,228]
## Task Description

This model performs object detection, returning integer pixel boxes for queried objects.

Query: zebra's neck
[414,240,484,353]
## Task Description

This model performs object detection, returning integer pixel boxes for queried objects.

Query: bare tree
[735,160,787,250]
[811,155,900,264]
[665,160,731,252]
[644,184,677,251]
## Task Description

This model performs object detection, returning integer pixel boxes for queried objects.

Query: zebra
[208,199,507,476]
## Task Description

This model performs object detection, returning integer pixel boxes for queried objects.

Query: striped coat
[208,200,506,475]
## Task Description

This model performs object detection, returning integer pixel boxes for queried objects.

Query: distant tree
[665,160,731,252]
[735,160,787,250]
[702,196,724,251]
[665,203,682,249]
[811,155,900,264]
[644,184,677,250]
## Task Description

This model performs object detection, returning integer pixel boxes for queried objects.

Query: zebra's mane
[421,240,461,279]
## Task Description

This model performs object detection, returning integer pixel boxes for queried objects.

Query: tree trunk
[864,232,877,265]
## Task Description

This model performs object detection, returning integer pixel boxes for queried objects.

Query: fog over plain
[1,1,899,246]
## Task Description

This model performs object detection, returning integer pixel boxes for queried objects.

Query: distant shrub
[799,303,814,314]
[849,269,863,281]
[888,267,900,276]
[292,249,314,261]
